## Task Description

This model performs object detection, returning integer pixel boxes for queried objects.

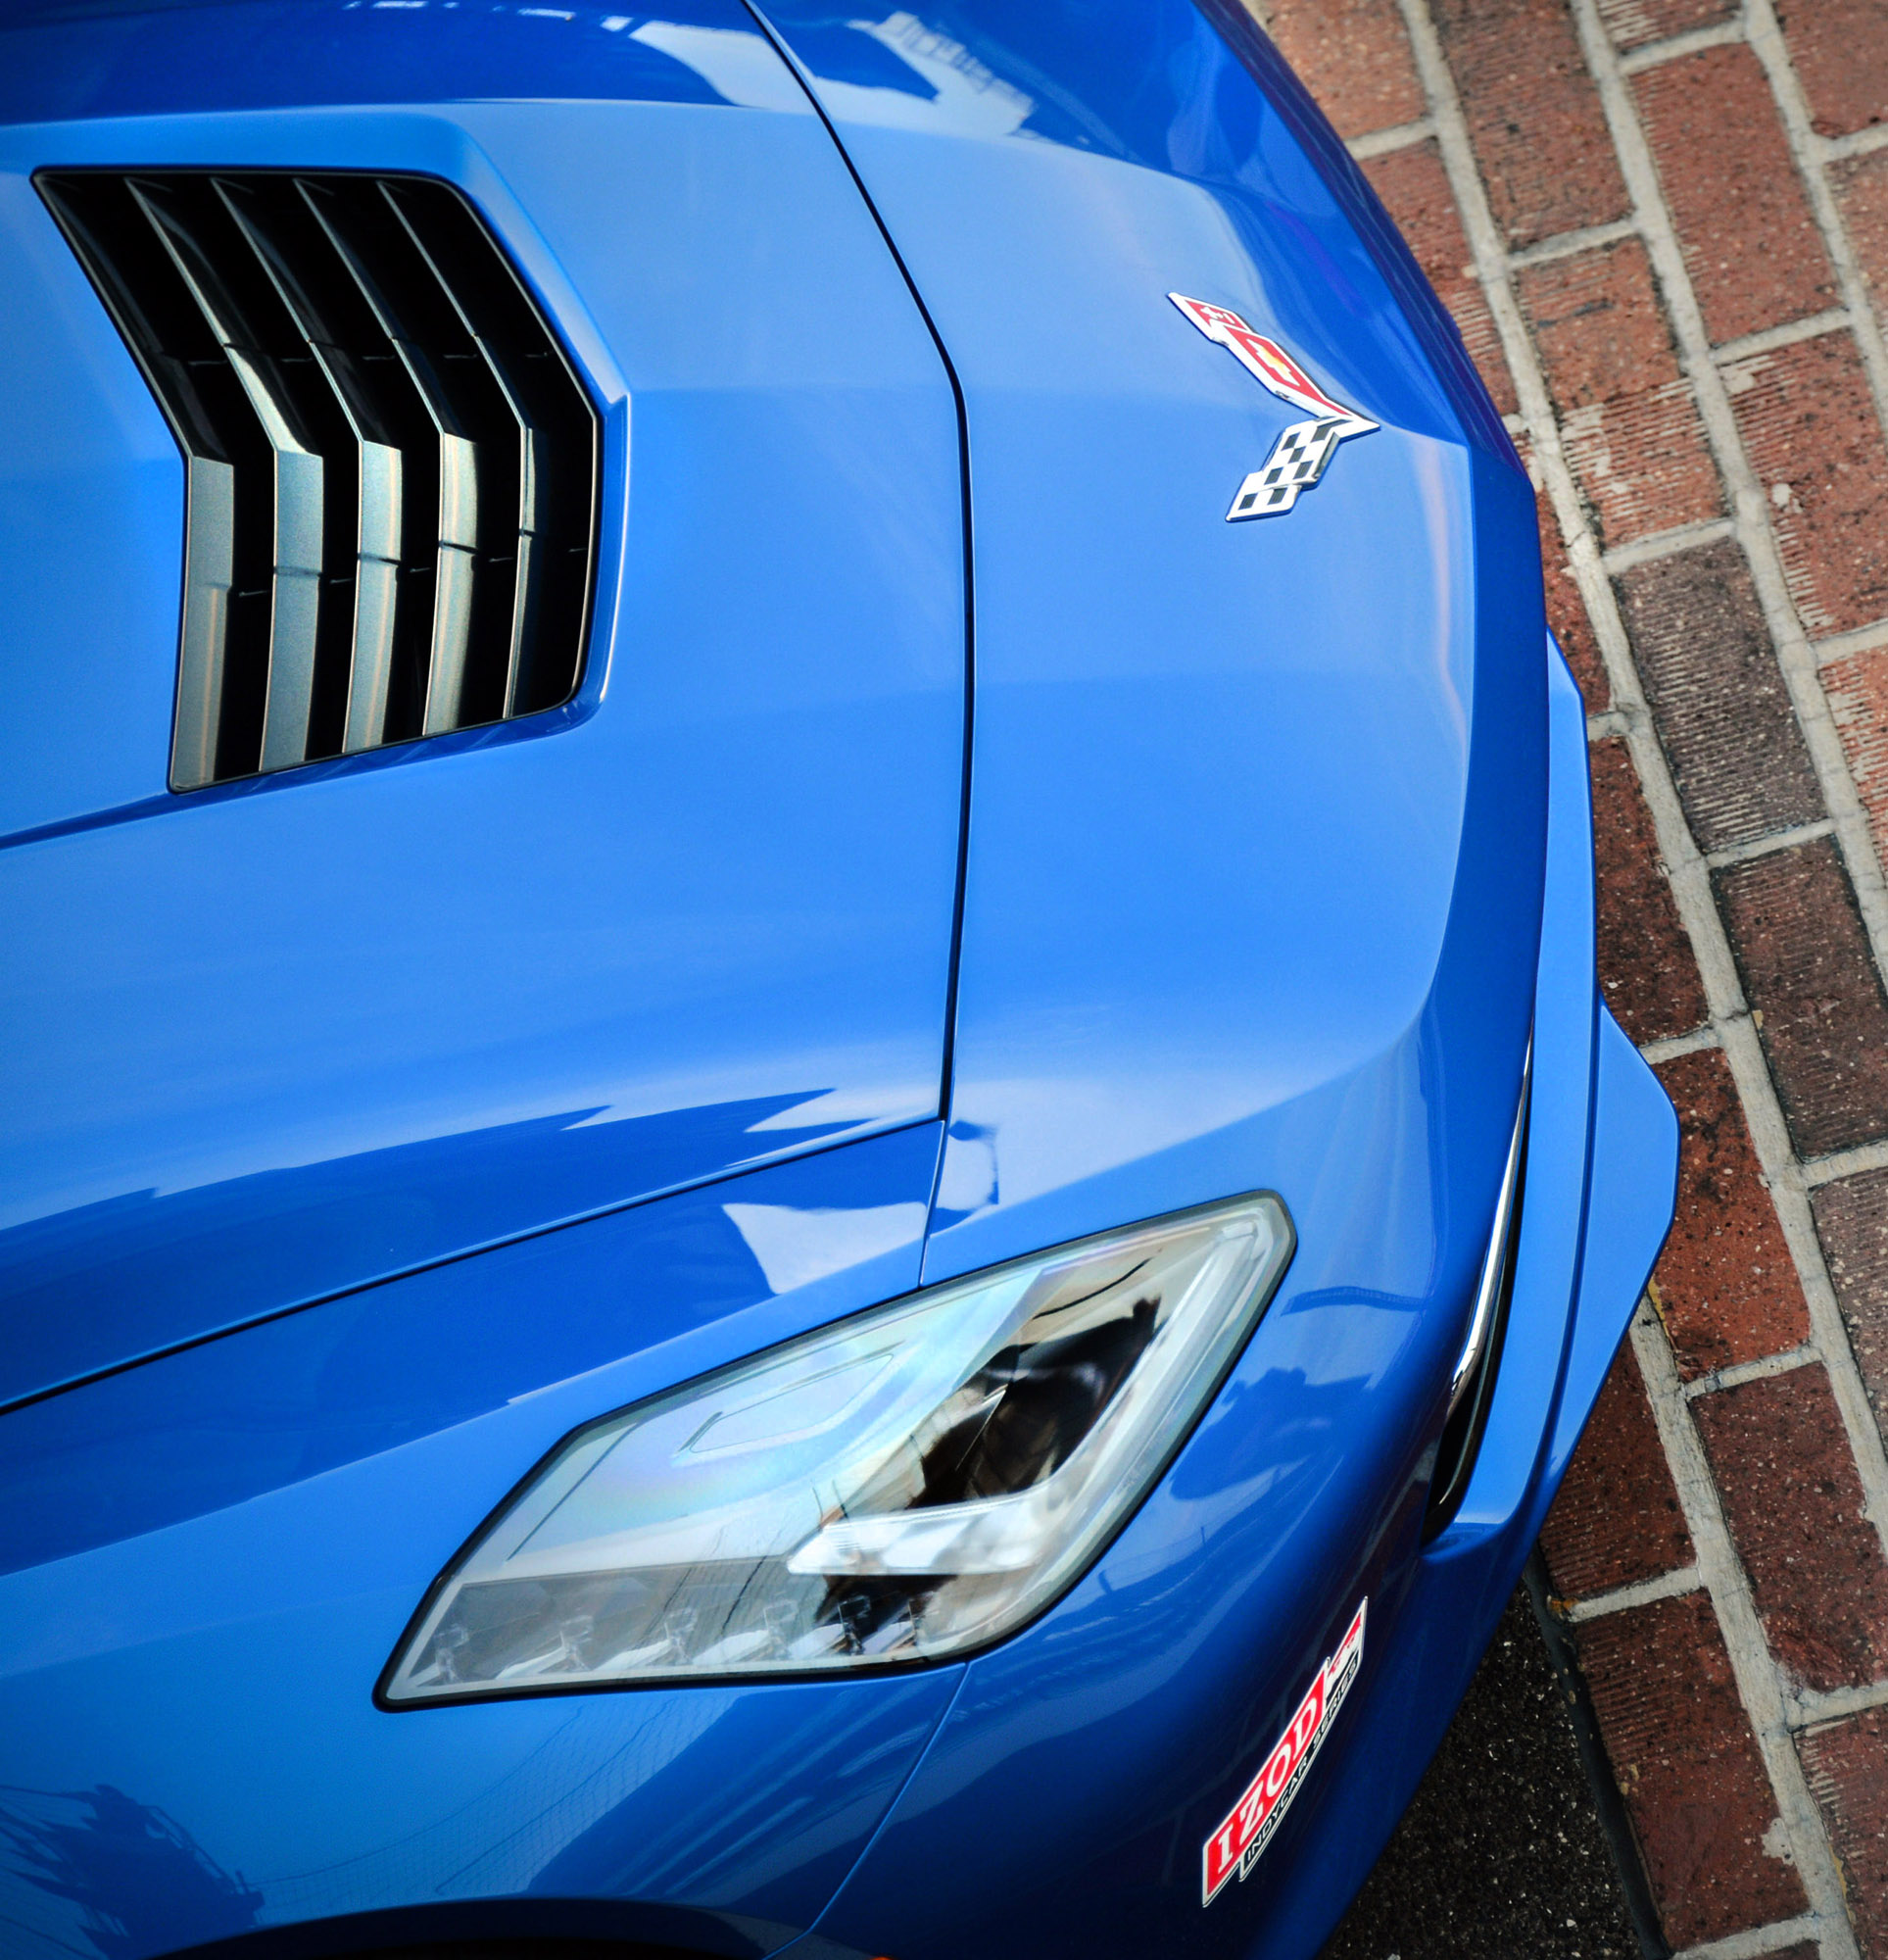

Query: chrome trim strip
[216,183,408,759]
[346,555,401,753]
[384,185,544,719]
[134,184,326,773]
[342,437,405,753]
[171,455,235,790]
[504,528,537,719]
[425,547,476,734]
[1448,1048,1532,1416]
[299,183,484,739]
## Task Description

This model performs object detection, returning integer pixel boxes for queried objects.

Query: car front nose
[796,643,1676,1960]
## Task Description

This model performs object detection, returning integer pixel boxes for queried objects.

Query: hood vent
[39,171,600,791]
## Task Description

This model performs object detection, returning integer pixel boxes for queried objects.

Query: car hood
[754,1,1547,1300]
[0,0,1542,1419]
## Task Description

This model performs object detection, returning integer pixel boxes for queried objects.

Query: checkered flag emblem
[1169,294,1379,521]
[1229,416,1354,517]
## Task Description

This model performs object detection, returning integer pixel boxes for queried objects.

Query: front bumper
[0,642,1674,1960]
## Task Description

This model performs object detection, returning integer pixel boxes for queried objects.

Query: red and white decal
[1169,293,1378,520]
[1202,1598,1368,1905]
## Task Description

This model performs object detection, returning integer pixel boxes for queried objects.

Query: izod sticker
[1202,1598,1368,1904]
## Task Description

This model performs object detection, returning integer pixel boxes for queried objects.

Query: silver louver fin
[38,170,600,792]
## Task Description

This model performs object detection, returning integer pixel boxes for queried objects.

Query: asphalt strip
[1319,1557,1666,1960]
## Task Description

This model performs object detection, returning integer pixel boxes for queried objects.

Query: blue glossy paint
[0,1125,953,1958]
[0,171,182,839]
[0,1122,942,1579]
[0,4,737,122]
[0,15,966,1405]
[0,6,1679,1960]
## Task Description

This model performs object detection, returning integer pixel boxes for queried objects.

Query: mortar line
[1716,1003,1888,1514]
[1388,0,1727,1015]
[1509,215,1642,268]
[1583,1,1888,1026]
[1572,8,1888,1940]
[1569,0,1888,1567]
[1703,818,1836,869]
[1601,515,1737,571]
[1821,123,1888,166]
[1629,1300,1856,1953]
[1707,307,1852,364]
[1639,1026,1719,1065]
[1393,0,1766,1055]
[1551,4,1888,1007]
[1671,1918,1823,1960]
[1681,1343,1819,1399]
[1345,117,1434,161]
[1811,617,1888,668]
[1616,20,1747,76]
[1562,1562,1704,1623]
[1794,1136,1888,1190]
[1588,706,1632,740]
[1790,1675,1888,1730]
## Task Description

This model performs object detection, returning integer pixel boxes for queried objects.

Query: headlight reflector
[381,1192,1292,1700]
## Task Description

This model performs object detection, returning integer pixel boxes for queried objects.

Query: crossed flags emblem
[1170,293,1379,521]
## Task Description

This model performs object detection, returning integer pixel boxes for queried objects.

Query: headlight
[380,1192,1292,1700]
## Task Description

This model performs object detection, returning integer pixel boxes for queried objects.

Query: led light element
[381,1193,1293,1700]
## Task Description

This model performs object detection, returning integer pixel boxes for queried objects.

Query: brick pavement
[1253,2,1888,1952]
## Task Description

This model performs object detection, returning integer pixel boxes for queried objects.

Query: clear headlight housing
[381,1192,1292,1700]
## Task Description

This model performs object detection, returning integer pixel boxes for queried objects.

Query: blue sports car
[0,3,1679,1957]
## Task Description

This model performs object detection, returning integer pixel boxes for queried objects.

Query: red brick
[1546,522,1609,707]
[1262,0,1425,141]
[1775,0,1888,140]
[1596,0,1734,50]
[1834,149,1888,332]
[1652,1047,1813,1380]
[1693,1366,1888,1691]
[1798,1709,1888,1957]
[1614,540,1824,854]
[1726,332,1888,639]
[1520,238,1684,408]
[1520,506,1606,721]
[1361,140,1518,416]
[1431,0,1629,250]
[1510,441,1609,706]
[1541,1341,1694,1599]
[1590,736,1709,1041]
[1812,1166,1888,1432]
[1825,648,1888,872]
[1562,385,1727,547]
[1576,1592,1807,1944]
[1518,240,1721,547]
[1634,46,1839,345]
[1716,836,1888,1159]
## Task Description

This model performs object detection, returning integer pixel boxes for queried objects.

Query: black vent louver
[38,171,600,790]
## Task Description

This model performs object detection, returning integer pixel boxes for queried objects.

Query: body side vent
[38,170,600,791]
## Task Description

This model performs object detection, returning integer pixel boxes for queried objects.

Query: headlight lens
[381,1192,1292,1700]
